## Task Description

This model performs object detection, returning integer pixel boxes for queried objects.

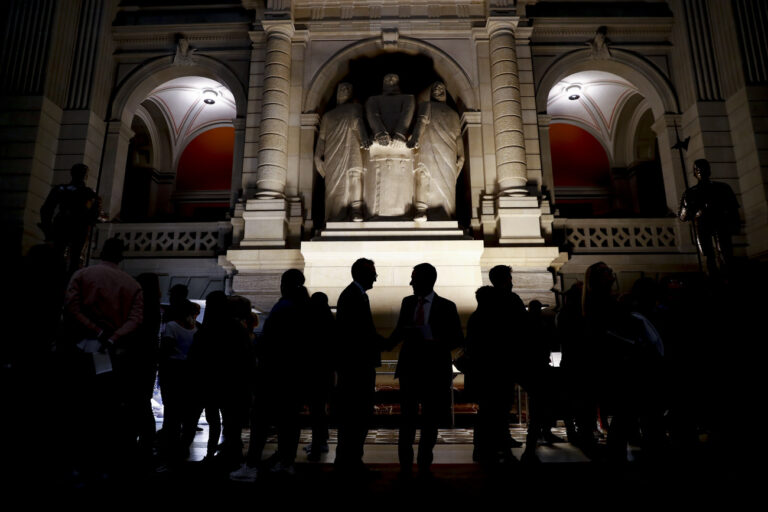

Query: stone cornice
[461,111,482,127]
[530,17,673,44]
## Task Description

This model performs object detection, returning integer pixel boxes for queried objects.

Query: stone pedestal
[303,221,484,334]
[240,196,303,248]
[241,198,289,247]
[496,195,546,245]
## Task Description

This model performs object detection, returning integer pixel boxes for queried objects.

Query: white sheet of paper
[92,352,113,375]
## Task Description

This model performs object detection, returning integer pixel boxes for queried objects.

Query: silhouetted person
[187,291,254,471]
[465,285,517,465]
[1,244,65,484]
[129,272,162,468]
[305,291,336,461]
[582,262,619,443]
[525,300,564,452]
[390,263,463,478]
[678,158,740,278]
[488,265,528,451]
[556,281,593,448]
[333,258,386,476]
[232,270,310,481]
[164,283,192,326]
[158,299,198,466]
[39,163,101,276]
[62,237,143,482]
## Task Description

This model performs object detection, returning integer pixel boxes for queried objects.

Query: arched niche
[100,56,246,218]
[303,37,478,114]
[305,49,474,228]
[537,49,684,212]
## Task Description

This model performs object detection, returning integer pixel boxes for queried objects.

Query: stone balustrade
[555,217,692,253]
[93,221,232,258]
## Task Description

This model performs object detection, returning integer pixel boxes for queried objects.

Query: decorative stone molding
[555,217,693,253]
[93,221,232,258]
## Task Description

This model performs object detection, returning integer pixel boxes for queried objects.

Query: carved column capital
[262,19,295,40]
[486,17,520,37]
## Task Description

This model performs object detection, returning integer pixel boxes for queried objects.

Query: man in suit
[334,258,386,474]
[390,263,463,477]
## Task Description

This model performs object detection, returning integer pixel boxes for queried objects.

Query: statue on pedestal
[39,163,101,275]
[408,81,465,221]
[363,74,416,218]
[314,82,370,222]
[678,158,740,277]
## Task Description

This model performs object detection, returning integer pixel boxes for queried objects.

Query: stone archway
[536,49,685,212]
[100,56,247,218]
[303,37,478,114]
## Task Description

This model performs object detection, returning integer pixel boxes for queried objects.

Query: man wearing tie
[390,263,463,477]
[334,258,385,475]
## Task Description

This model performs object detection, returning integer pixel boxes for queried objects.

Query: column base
[496,195,545,245]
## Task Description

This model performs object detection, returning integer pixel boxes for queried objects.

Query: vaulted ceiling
[143,76,237,169]
[547,70,641,159]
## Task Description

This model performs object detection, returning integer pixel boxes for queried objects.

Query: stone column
[651,114,687,212]
[99,121,135,218]
[488,18,528,196]
[537,114,554,201]
[486,18,543,245]
[241,20,295,248]
[299,113,319,233]
[461,111,486,236]
[230,117,246,206]
[254,20,294,198]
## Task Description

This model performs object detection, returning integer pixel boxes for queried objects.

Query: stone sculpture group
[314,74,464,222]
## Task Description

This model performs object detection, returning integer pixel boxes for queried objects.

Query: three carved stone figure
[314,74,464,222]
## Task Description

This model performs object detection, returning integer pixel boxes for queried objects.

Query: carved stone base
[241,196,303,248]
[302,237,484,334]
[496,195,546,245]
[364,140,415,218]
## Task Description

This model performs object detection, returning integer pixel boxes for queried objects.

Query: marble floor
[181,422,591,465]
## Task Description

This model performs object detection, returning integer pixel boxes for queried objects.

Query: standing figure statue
[408,81,465,221]
[678,159,740,277]
[363,74,417,218]
[39,163,101,276]
[314,82,370,222]
[365,74,415,147]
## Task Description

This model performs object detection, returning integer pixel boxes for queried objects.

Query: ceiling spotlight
[566,84,582,101]
[202,89,217,105]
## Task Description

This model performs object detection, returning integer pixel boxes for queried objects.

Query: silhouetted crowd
[1,236,763,491]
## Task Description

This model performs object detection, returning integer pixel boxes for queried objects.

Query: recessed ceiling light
[566,84,581,101]
[202,89,217,105]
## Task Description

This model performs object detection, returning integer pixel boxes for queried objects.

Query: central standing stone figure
[314,82,369,222]
[408,81,465,221]
[364,74,416,218]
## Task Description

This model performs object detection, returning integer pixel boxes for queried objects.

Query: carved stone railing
[93,221,232,258]
[555,218,693,253]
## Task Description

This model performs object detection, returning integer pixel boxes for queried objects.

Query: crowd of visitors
[1,235,762,491]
